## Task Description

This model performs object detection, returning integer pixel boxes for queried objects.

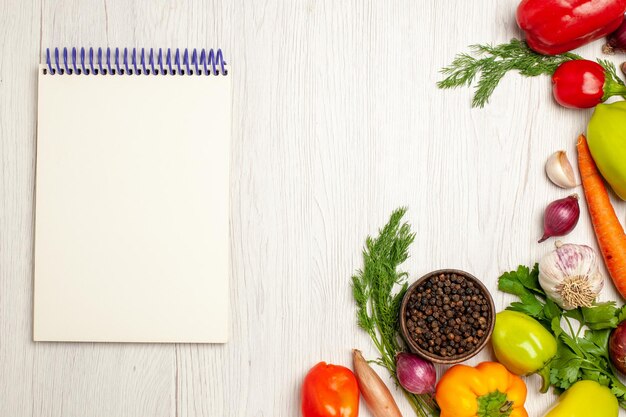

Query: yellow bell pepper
[435,362,528,417]
[544,380,618,417]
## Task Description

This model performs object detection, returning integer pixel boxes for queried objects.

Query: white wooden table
[2,0,626,416]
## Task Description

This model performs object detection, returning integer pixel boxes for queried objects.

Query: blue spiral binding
[44,47,227,76]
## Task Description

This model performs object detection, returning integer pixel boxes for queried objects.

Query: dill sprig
[438,39,582,107]
[599,58,622,82]
[597,58,626,100]
[352,208,438,416]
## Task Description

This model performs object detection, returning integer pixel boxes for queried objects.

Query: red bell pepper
[302,362,359,417]
[517,0,626,55]
[552,60,626,108]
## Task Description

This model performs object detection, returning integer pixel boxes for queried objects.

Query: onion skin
[396,352,436,394]
[539,194,580,243]
[352,349,402,417]
[609,321,626,374]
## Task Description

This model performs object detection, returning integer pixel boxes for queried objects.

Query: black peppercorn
[405,273,491,358]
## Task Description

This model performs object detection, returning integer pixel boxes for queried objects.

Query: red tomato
[302,362,359,417]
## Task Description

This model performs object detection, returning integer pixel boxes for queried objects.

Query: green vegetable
[438,39,623,108]
[587,101,626,200]
[498,264,626,408]
[438,39,580,107]
[352,208,437,417]
[492,310,557,392]
[544,380,618,417]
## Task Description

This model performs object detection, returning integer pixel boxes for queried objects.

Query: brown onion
[352,349,402,417]
[539,194,580,243]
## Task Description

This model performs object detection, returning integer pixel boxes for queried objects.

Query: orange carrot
[577,134,626,299]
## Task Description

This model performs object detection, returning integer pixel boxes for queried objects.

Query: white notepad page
[34,68,231,343]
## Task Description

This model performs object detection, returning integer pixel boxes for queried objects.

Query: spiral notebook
[34,48,231,343]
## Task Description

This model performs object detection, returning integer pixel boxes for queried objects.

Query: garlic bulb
[539,241,604,310]
[546,151,576,189]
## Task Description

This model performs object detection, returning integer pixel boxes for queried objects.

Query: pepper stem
[603,76,626,101]
[537,363,552,393]
[499,401,513,413]
[476,391,515,417]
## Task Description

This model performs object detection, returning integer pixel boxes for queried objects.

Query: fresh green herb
[438,39,626,108]
[352,208,437,417]
[499,264,626,408]
[438,39,581,107]
[599,58,624,84]
[598,58,626,101]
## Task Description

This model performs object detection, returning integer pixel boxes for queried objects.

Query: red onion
[610,321,626,374]
[604,18,626,54]
[538,194,580,243]
[395,352,436,394]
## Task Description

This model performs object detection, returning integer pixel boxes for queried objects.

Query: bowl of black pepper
[400,269,495,365]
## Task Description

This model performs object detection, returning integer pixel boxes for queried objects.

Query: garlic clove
[546,151,577,189]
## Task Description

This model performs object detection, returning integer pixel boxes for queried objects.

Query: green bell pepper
[491,310,557,392]
[587,101,626,200]
[544,380,618,417]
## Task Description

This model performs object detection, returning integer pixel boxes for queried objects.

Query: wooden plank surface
[1,0,625,416]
